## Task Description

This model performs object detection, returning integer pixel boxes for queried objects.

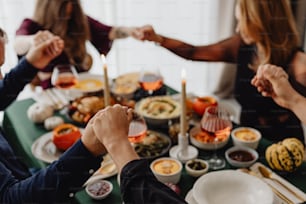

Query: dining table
[2,85,306,204]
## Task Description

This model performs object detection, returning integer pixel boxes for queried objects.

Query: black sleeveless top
[234,45,305,143]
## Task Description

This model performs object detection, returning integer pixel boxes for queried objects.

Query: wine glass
[201,106,232,170]
[128,111,148,143]
[138,68,163,96]
[51,64,78,101]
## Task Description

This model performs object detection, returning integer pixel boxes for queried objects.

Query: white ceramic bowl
[150,157,182,184]
[193,170,273,204]
[231,127,261,149]
[85,179,113,200]
[189,126,230,150]
[225,146,258,168]
[185,159,209,177]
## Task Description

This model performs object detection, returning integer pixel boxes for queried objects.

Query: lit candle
[101,54,110,107]
[180,69,187,136]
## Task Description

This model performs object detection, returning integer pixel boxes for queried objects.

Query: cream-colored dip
[153,160,180,175]
[234,129,257,141]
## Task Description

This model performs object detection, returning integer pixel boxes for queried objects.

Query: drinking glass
[138,68,163,95]
[128,111,148,143]
[201,106,232,170]
[51,64,78,100]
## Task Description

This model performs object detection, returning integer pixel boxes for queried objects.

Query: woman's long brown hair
[238,0,300,67]
[33,0,89,67]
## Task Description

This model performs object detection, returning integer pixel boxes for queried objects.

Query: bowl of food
[225,146,258,168]
[73,73,104,93]
[185,159,209,177]
[231,127,261,149]
[132,130,171,160]
[189,126,230,150]
[52,123,81,151]
[67,96,105,126]
[150,157,182,184]
[192,96,218,116]
[111,72,140,100]
[135,96,181,126]
[85,179,113,200]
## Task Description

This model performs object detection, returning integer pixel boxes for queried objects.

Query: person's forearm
[14,35,34,55]
[288,93,306,125]
[106,140,139,173]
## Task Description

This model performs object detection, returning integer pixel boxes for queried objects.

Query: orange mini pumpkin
[53,123,81,151]
[192,96,217,116]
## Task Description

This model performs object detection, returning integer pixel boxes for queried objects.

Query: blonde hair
[33,0,89,67]
[237,0,300,66]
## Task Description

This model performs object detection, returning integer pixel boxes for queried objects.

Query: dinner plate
[31,129,84,163]
[132,130,171,160]
[135,96,181,126]
[84,155,118,186]
[73,73,105,93]
[193,170,273,204]
[185,189,198,204]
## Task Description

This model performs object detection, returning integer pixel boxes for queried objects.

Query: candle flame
[101,54,106,64]
[181,68,186,83]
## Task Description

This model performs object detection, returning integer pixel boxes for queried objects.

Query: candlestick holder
[169,133,198,163]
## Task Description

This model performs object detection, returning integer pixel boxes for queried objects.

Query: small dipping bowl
[150,157,182,184]
[185,159,209,177]
[225,146,258,168]
[231,127,262,149]
[85,179,113,200]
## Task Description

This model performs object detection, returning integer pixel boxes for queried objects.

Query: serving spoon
[258,166,306,202]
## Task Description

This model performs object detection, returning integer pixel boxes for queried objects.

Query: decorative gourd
[53,123,81,151]
[265,138,304,172]
[44,116,64,130]
[27,103,54,123]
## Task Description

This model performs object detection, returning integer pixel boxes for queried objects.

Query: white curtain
[0,0,236,97]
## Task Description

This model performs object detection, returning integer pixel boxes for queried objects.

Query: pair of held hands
[251,64,295,110]
[81,105,135,157]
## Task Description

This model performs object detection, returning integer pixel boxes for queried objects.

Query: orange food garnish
[193,129,228,143]
[53,123,81,151]
[192,96,217,116]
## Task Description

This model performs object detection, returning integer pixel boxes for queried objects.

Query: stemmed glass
[51,64,78,101]
[201,106,232,170]
[128,111,148,143]
[138,68,163,95]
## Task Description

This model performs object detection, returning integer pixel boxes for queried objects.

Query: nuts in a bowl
[85,179,113,200]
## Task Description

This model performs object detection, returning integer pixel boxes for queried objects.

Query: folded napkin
[33,88,83,110]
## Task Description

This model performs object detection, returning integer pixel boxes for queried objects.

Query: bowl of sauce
[150,157,182,184]
[225,146,258,168]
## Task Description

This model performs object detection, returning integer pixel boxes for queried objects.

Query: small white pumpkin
[44,116,64,130]
[27,102,54,123]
